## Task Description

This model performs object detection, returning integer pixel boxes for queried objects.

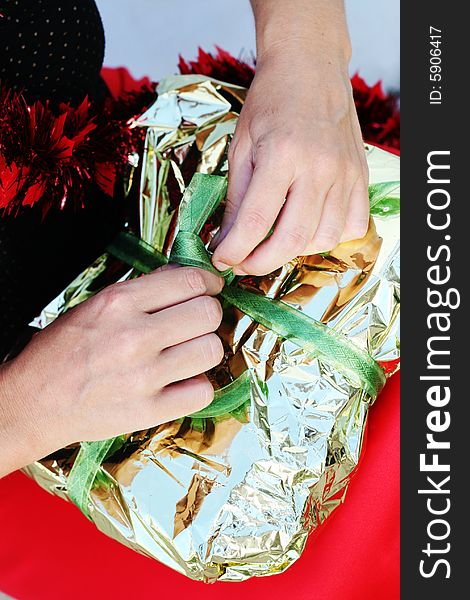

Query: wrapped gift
[24,75,400,582]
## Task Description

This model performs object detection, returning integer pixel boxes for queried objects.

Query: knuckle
[327,198,346,222]
[352,219,370,239]
[283,226,310,254]
[315,226,341,250]
[223,195,238,218]
[96,283,129,313]
[199,296,223,328]
[275,135,296,158]
[193,379,215,409]
[259,133,297,174]
[202,334,224,366]
[183,267,207,295]
[239,208,269,235]
[357,186,370,206]
[314,238,336,252]
[227,141,238,164]
[345,159,360,178]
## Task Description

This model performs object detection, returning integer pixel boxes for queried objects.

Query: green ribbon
[67,438,119,518]
[190,371,251,419]
[107,231,167,272]
[170,231,221,274]
[68,172,385,517]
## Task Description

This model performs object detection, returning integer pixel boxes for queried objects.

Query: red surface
[0,373,399,600]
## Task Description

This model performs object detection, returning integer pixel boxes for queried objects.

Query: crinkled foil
[24,75,400,582]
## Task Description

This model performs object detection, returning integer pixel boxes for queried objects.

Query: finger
[149,375,215,424]
[349,101,369,183]
[158,333,224,386]
[124,267,224,313]
[306,182,348,254]
[150,295,223,349]
[340,102,369,242]
[212,140,253,248]
[340,176,370,242]
[234,175,326,276]
[212,156,292,271]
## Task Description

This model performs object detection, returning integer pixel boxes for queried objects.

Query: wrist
[252,0,352,67]
[256,38,351,77]
[0,358,63,475]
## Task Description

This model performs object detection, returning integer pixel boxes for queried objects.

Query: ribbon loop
[170,231,219,273]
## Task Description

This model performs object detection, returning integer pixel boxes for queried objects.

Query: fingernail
[306,247,323,256]
[209,232,220,251]
[155,263,180,272]
[213,260,230,272]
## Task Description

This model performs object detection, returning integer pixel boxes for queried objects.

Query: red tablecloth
[0,374,399,600]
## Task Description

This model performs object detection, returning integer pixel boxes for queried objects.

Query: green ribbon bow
[67,173,385,517]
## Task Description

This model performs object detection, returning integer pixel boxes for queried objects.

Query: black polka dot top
[0,1,117,360]
[0,0,105,105]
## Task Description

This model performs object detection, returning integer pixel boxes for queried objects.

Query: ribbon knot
[170,231,219,274]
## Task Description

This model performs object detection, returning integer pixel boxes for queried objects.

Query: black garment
[0,1,125,359]
[0,0,105,105]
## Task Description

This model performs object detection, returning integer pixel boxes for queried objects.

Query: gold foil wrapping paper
[25,76,400,582]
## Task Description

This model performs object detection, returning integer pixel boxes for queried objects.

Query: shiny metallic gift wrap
[24,75,400,582]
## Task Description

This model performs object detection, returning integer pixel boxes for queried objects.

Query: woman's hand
[0,267,225,476]
[212,0,369,276]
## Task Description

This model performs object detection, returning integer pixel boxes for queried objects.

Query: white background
[95,0,399,91]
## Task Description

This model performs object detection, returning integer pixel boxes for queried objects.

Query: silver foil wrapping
[24,75,400,582]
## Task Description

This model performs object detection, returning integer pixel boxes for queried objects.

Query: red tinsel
[0,82,152,216]
[1,48,400,217]
[179,46,256,89]
[351,73,400,151]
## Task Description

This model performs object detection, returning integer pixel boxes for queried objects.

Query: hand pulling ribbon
[67,173,385,517]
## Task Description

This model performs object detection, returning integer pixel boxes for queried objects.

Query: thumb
[210,143,253,250]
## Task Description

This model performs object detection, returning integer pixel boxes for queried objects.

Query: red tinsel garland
[179,46,256,89]
[1,48,400,217]
[0,85,152,216]
[351,73,400,150]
